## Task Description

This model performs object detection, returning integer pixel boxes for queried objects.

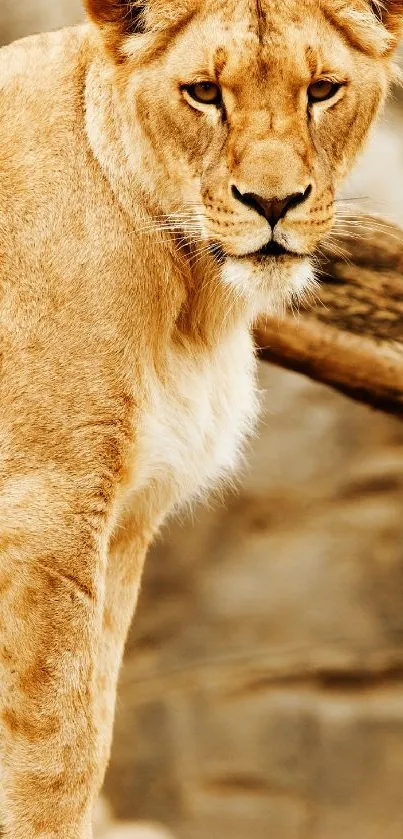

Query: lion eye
[186,82,222,106]
[308,80,341,103]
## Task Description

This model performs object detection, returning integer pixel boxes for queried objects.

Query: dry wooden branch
[255,219,403,416]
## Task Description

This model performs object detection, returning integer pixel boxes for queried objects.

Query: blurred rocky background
[1,6,403,839]
[0,0,83,42]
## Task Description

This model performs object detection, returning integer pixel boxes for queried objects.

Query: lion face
[87,0,403,309]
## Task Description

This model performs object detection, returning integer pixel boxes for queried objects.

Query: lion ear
[370,0,403,36]
[84,0,146,34]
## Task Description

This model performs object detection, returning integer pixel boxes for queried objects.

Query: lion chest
[134,328,259,503]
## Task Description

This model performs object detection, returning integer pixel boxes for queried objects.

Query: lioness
[0,0,402,836]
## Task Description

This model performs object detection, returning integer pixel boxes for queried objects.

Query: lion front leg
[0,474,113,839]
[94,496,164,795]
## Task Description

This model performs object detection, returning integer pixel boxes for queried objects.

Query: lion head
[85,0,403,311]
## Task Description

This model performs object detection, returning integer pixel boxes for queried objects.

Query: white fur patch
[221,256,315,316]
[133,326,260,507]
[289,259,318,300]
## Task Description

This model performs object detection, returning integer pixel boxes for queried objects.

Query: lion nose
[232,184,312,228]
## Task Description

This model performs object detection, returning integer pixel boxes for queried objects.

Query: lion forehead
[160,1,354,93]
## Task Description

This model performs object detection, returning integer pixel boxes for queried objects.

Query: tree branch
[255,218,403,416]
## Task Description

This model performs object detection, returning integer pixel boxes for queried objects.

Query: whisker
[335,196,370,203]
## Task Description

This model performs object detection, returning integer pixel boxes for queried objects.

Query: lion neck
[84,46,250,353]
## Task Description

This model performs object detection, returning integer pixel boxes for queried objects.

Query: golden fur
[0,1,402,835]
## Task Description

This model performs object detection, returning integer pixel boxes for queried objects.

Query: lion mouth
[254,240,297,258]
[209,240,304,263]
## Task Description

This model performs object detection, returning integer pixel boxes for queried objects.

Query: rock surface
[94,799,175,839]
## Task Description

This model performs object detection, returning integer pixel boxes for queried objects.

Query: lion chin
[221,254,317,317]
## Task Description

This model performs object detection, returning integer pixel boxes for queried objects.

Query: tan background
[1,6,403,839]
